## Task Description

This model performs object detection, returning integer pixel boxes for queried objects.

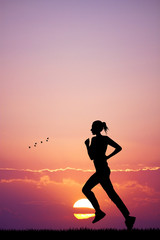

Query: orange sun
[73,198,95,220]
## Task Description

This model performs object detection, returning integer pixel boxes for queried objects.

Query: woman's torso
[90,135,109,172]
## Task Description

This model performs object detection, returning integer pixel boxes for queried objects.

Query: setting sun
[73,199,94,209]
[74,214,95,220]
[73,199,95,220]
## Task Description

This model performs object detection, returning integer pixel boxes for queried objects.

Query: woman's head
[91,120,108,135]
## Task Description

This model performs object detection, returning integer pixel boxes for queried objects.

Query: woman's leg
[100,175,130,219]
[82,173,100,212]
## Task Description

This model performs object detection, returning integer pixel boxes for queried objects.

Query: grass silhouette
[1,228,159,237]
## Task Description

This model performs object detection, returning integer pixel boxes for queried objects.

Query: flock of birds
[28,137,49,149]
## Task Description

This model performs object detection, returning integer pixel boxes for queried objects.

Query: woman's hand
[84,138,90,147]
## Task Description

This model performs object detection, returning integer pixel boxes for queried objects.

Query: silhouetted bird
[29,146,31,149]
[34,145,36,147]
[46,140,48,142]
[47,137,49,139]
[41,141,43,143]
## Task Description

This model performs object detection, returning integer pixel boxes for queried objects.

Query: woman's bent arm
[106,137,122,160]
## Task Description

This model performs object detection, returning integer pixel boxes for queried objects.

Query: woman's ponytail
[102,122,108,133]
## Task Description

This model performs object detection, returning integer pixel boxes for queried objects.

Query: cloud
[62,178,81,186]
[114,166,160,172]
[0,166,160,188]
[39,175,51,186]
[0,178,37,184]
[0,166,160,229]
[0,166,159,174]
[115,180,154,195]
[0,171,81,189]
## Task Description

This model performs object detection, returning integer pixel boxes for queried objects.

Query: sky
[0,0,160,229]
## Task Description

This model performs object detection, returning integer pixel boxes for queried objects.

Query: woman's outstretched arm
[106,136,122,160]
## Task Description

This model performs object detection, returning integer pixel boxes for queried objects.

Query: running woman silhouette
[82,120,136,230]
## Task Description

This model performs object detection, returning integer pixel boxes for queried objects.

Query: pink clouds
[0,167,160,229]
